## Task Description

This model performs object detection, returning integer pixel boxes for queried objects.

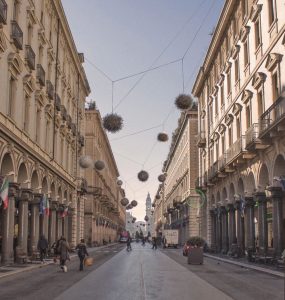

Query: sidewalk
[0,243,118,280]
[204,253,284,278]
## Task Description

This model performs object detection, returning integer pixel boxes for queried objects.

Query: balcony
[245,123,268,151]
[197,131,206,148]
[259,95,285,139]
[217,153,227,174]
[25,45,35,70]
[11,21,23,50]
[208,161,218,183]
[46,80,54,100]
[55,94,61,111]
[37,64,45,87]
[195,176,207,190]
[226,136,250,166]
[0,0,7,24]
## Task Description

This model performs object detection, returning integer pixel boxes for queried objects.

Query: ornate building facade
[155,108,205,245]
[0,0,90,264]
[84,105,126,246]
[192,0,285,256]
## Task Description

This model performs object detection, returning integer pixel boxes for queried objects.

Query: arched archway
[273,154,285,179]
[50,182,56,200]
[1,153,15,181]
[58,187,63,203]
[216,191,221,205]
[42,177,48,195]
[229,183,235,201]
[31,171,39,192]
[18,163,28,188]
[238,178,245,196]
[246,172,256,194]
[222,187,227,202]
[258,164,270,190]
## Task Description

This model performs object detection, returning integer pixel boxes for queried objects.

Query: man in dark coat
[37,235,48,263]
[75,239,89,271]
[57,236,71,272]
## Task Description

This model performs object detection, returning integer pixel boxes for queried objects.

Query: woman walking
[57,236,70,272]
[76,239,89,271]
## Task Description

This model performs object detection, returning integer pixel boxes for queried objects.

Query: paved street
[0,243,284,300]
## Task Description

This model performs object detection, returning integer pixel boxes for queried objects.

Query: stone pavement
[56,243,233,300]
[0,243,119,279]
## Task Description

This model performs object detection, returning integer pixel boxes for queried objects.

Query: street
[0,243,283,300]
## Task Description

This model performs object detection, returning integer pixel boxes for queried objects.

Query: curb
[0,243,120,280]
[204,254,284,278]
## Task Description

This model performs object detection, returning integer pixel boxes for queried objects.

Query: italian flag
[45,198,50,216]
[0,179,9,210]
[61,206,68,218]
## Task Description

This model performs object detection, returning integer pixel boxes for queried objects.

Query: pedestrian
[152,237,157,250]
[126,237,132,251]
[37,235,48,264]
[57,236,70,272]
[75,239,89,271]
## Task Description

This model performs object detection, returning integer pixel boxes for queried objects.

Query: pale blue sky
[62,0,224,220]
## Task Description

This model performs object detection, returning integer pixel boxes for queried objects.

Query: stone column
[221,206,229,254]
[227,203,236,249]
[254,192,268,255]
[268,186,283,257]
[30,194,41,253]
[1,183,18,264]
[245,197,255,249]
[215,208,222,252]
[209,209,216,251]
[17,189,32,256]
[234,200,245,253]
[48,201,58,245]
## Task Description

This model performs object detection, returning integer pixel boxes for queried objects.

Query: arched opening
[1,153,14,181]
[222,187,227,203]
[229,183,235,201]
[50,182,56,200]
[18,163,28,188]
[31,171,39,192]
[41,177,48,195]
[237,178,245,197]
[258,164,269,190]
[246,172,256,194]
[273,154,285,179]
[216,191,221,204]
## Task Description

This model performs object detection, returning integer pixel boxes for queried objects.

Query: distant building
[145,193,154,237]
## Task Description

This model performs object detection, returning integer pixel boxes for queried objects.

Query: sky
[61,0,224,221]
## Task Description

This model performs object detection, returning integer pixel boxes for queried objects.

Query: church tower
[145,192,153,236]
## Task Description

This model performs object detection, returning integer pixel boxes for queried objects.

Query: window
[13,0,20,21]
[221,135,225,153]
[236,118,241,138]
[45,120,50,153]
[241,0,248,20]
[257,90,264,117]
[39,46,43,65]
[221,84,224,106]
[36,108,41,143]
[244,40,249,67]
[209,104,213,124]
[215,97,218,117]
[216,142,219,161]
[28,25,33,45]
[60,138,64,163]
[255,19,261,49]
[246,105,251,129]
[268,0,276,26]
[272,72,279,102]
[228,127,233,146]
[24,95,30,132]
[234,58,239,82]
[227,69,231,95]
[8,77,16,117]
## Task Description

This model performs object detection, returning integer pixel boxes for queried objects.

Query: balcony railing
[11,20,23,50]
[25,45,35,70]
[37,64,45,87]
[259,95,285,137]
[0,0,7,24]
[218,153,227,171]
[46,80,54,100]
[197,131,206,148]
[55,94,61,111]
[195,176,207,190]
[208,161,218,181]
[245,123,259,149]
[226,136,246,164]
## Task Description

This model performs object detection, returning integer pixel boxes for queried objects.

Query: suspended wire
[182,0,217,60]
[111,124,162,141]
[114,152,142,166]
[181,58,185,93]
[142,141,158,168]
[85,57,113,82]
[113,0,208,111]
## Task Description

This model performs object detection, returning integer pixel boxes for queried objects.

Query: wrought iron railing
[259,96,285,136]
[226,136,246,163]
[37,64,45,86]
[245,123,259,148]
[46,80,54,100]
[25,45,35,70]
[0,0,7,24]
[197,131,206,148]
[11,20,23,50]
[218,153,227,171]
[208,161,218,180]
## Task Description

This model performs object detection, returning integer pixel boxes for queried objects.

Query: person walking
[152,237,157,250]
[37,235,48,264]
[126,237,132,251]
[76,239,89,271]
[57,236,70,272]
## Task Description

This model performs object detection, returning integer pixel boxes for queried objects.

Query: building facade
[192,0,285,256]
[155,108,205,245]
[84,105,126,246]
[0,0,90,264]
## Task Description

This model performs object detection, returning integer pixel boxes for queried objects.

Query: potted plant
[187,236,205,265]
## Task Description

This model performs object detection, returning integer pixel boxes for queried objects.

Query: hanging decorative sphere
[131,200,138,207]
[79,156,93,168]
[144,215,149,222]
[157,132,169,142]
[158,174,166,183]
[175,94,193,110]
[133,217,136,222]
[94,160,105,171]
[120,198,129,206]
[152,203,156,208]
[155,194,161,200]
[138,170,149,182]
[132,220,135,223]
[103,113,123,133]
[126,204,133,210]
[117,180,123,186]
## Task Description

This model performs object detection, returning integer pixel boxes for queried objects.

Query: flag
[39,195,47,215]
[0,179,9,209]
[45,198,50,216]
[61,206,68,218]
